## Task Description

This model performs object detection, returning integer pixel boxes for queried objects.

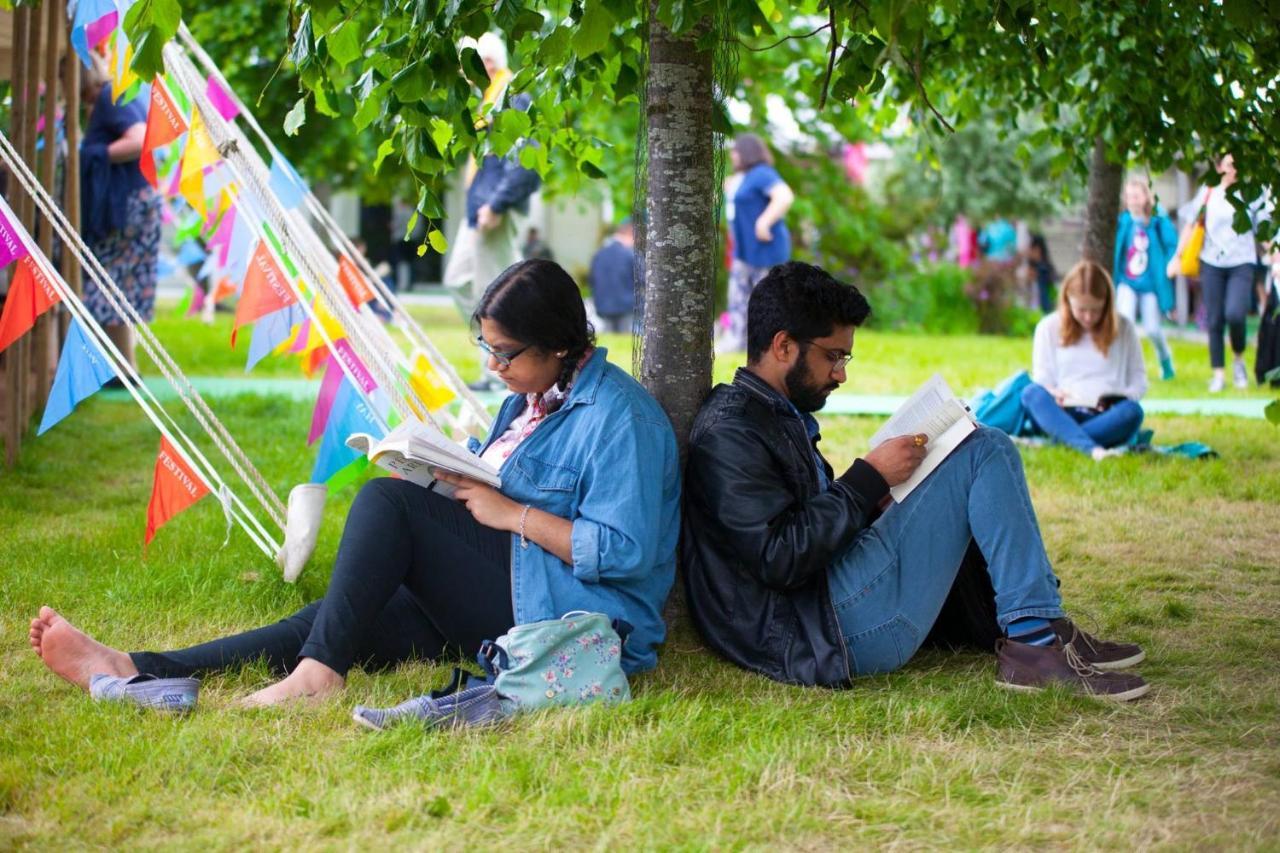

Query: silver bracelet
[519,504,532,549]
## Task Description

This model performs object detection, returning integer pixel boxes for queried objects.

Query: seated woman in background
[1021,260,1147,460]
[28,260,681,706]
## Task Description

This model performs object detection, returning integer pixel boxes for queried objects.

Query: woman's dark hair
[733,134,774,171]
[472,259,595,387]
[746,261,871,362]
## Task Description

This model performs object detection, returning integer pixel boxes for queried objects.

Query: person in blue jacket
[28,260,681,707]
[1113,178,1179,380]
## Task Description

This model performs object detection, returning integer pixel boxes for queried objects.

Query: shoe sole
[995,679,1151,702]
[1091,650,1146,671]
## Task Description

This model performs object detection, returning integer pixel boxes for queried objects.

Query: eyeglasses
[801,340,853,371]
[474,335,531,369]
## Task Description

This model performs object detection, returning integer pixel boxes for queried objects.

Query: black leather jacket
[682,369,889,687]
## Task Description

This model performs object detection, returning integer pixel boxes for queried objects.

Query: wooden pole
[18,0,43,433]
[4,4,31,467]
[62,22,81,302]
[34,0,62,412]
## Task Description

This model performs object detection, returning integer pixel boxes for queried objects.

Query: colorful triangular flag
[337,253,375,308]
[145,436,211,546]
[0,201,30,268]
[37,318,117,434]
[310,375,383,485]
[307,353,344,445]
[206,75,240,121]
[231,241,296,346]
[69,0,118,69]
[0,255,62,353]
[139,80,189,188]
[246,301,306,372]
[267,155,308,210]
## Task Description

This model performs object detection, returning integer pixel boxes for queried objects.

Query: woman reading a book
[1021,260,1147,460]
[28,260,681,707]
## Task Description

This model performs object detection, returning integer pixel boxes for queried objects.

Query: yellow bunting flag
[407,352,456,412]
[178,110,221,217]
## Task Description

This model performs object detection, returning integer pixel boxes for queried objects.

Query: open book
[1060,390,1128,410]
[346,420,500,499]
[868,374,976,502]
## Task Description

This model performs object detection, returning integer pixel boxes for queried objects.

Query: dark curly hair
[746,261,871,363]
[472,259,596,388]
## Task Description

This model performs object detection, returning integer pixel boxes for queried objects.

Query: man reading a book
[681,261,1150,700]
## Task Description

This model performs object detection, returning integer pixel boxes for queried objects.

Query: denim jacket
[468,348,680,673]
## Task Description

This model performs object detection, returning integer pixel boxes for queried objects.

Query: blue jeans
[828,428,1065,675]
[1020,383,1144,453]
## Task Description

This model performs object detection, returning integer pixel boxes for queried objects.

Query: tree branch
[909,48,955,133]
[818,6,838,110]
[727,23,830,53]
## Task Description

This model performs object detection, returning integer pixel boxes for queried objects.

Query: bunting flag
[139,80,189,188]
[407,352,457,412]
[337,253,375,308]
[145,436,211,547]
[310,375,382,486]
[307,353,344,445]
[69,0,118,68]
[37,319,118,434]
[0,256,62,353]
[0,202,28,268]
[211,277,237,303]
[204,203,237,267]
[231,241,295,346]
[267,155,308,210]
[108,30,141,104]
[206,75,240,121]
[186,283,206,318]
[246,301,305,372]
[178,110,221,218]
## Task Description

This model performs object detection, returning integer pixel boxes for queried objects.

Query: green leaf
[373,136,397,173]
[283,97,307,136]
[353,82,387,131]
[460,47,489,90]
[428,228,449,254]
[312,83,339,117]
[1267,399,1280,426]
[538,25,573,65]
[122,0,183,80]
[327,19,363,68]
[391,60,431,103]
[429,118,455,156]
[572,3,614,57]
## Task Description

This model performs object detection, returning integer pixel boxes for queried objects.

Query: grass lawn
[1,311,1278,847]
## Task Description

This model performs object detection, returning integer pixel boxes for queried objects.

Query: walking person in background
[1114,178,1179,380]
[588,220,636,333]
[79,54,161,372]
[719,133,794,354]
[442,32,541,391]
[1021,261,1147,460]
[1167,154,1272,391]
[1026,233,1057,313]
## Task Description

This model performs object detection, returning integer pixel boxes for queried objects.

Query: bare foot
[241,658,344,708]
[29,606,137,691]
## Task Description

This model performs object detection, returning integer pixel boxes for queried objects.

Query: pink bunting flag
[206,76,240,121]
[205,204,237,268]
[332,337,377,395]
[308,354,344,445]
[0,202,30,269]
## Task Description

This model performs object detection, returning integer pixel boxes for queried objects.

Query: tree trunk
[640,6,716,453]
[641,4,716,625]
[1082,136,1123,267]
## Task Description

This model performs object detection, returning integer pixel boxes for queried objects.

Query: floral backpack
[476,612,633,714]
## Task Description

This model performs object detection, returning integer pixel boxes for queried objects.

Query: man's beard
[784,356,838,413]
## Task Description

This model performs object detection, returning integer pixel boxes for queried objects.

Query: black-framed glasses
[474,335,531,369]
[801,340,853,371]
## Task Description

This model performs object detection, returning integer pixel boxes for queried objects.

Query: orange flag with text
[139,80,188,188]
[145,436,210,546]
[231,241,296,346]
[0,255,62,353]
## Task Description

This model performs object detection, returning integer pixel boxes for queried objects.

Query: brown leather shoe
[1051,618,1145,670]
[996,638,1151,701]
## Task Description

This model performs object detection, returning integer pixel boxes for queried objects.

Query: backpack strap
[476,640,510,680]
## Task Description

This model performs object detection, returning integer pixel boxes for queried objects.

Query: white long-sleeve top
[1031,312,1148,406]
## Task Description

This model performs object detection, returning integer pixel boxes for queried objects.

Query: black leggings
[130,479,515,678]
[1200,261,1255,367]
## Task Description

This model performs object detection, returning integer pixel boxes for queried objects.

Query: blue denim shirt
[468,349,680,673]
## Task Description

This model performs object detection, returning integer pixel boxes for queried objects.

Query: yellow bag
[1180,223,1205,277]
[1180,187,1212,278]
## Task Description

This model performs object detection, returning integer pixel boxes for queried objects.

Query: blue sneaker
[353,684,503,731]
[89,673,199,713]
[1159,356,1175,380]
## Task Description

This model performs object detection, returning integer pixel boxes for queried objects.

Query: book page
[869,374,967,448]
[345,420,500,494]
[888,414,975,502]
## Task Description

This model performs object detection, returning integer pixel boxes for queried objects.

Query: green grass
[2,313,1278,847]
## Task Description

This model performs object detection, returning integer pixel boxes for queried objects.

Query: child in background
[1113,178,1179,379]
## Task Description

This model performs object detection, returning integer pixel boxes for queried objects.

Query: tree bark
[1082,136,1123,267]
[642,4,716,624]
[641,7,715,452]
